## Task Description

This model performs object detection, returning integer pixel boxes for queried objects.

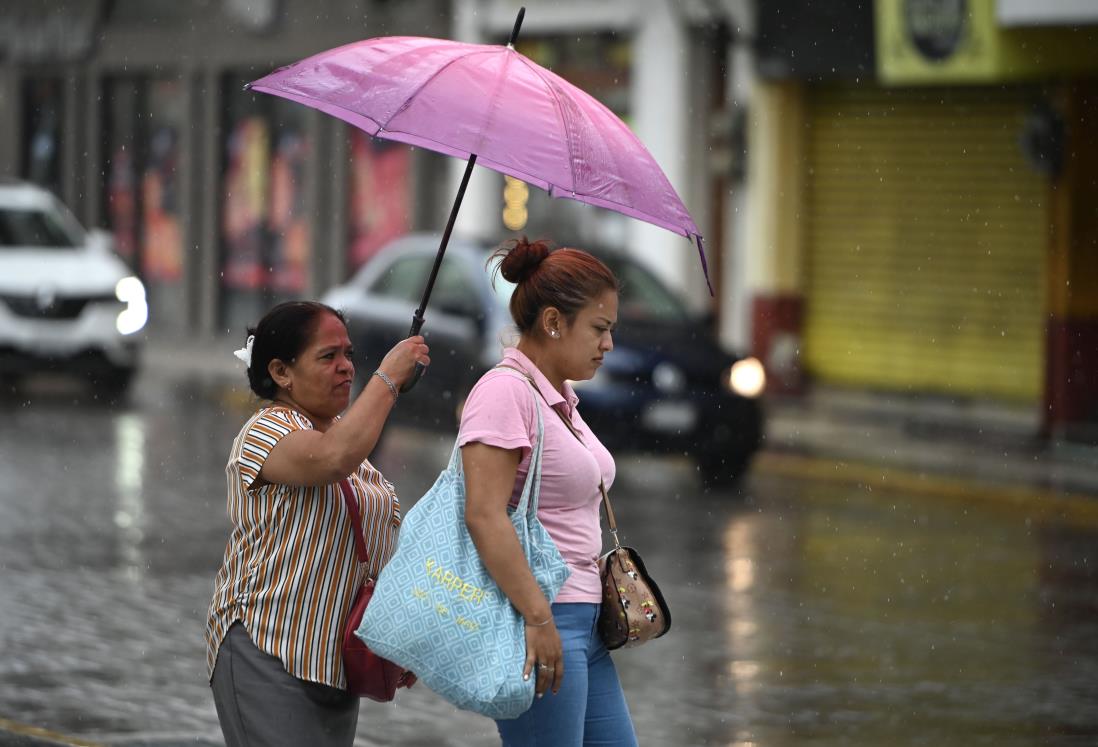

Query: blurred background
[2,0,1097,441]
[1,1,1098,745]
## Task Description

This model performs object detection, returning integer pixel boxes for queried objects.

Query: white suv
[0,180,147,395]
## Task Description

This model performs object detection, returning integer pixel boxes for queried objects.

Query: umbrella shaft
[410,153,478,335]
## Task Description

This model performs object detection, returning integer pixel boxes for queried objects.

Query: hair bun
[497,237,552,284]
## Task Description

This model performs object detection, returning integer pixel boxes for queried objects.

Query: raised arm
[259,336,429,487]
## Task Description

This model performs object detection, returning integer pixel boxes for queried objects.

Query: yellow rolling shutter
[803,86,1047,402]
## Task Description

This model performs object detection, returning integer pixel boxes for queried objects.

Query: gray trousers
[211,623,359,747]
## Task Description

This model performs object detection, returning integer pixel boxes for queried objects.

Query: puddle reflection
[113,413,147,581]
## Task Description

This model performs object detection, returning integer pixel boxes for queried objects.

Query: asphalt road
[1,371,1096,746]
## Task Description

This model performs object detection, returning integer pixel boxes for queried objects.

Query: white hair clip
[233,334,255,368]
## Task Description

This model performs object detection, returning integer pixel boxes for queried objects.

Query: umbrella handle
[402,362,427,393]
[400,315,426,393]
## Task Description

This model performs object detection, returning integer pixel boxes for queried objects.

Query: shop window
[220,73,312,330]
[102,76,185,332]
[370,256,432,303]
[21,77,64,197]
[347,130,412,273]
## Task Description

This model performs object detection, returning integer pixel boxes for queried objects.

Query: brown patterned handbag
[595,480,671,649]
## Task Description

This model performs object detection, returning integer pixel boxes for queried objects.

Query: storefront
[0,0,446,337]
[747,0,1098,437]
[801,84,1047,403]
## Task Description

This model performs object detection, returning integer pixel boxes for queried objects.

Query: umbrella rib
[380,47,500,131]
[517,55,693,239]
[512,54,579,195]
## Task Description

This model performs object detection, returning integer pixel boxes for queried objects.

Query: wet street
[1,372,1097,746]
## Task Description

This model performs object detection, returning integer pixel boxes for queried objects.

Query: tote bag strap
[338,477,371,565]
[494,365,621,547]
[491,366,545,518]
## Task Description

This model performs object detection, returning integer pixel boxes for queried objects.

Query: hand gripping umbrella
[247,7,710,391]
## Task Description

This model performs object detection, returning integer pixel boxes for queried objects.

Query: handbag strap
[495,365,622,550]
[338,478,370,565]
[484,367,546,518]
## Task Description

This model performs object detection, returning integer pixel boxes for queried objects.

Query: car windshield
[0,207,83,248]
[488,252,692,324]
[605,255,691,323]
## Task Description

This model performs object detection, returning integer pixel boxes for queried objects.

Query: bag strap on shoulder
[494,365,622,549]
[338,478,371,565]
[482,365,545,517]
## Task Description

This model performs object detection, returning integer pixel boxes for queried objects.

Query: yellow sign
[876,0,1098,85]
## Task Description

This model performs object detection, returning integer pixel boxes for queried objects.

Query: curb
[0,719,104,747]
[754,450,1098,528]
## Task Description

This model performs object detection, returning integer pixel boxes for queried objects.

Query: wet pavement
[1,371,1097,746]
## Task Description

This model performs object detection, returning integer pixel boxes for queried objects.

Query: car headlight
[115,276,148,335]
[651,362,686,395]
[725,357,765,398]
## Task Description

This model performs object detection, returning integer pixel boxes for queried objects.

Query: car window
[0,207,82,248]
[431,261,482,318]
[369,256,433,303]
[605,255,690,323]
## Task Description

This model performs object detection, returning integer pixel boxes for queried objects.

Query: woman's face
[554,288,618,382]
[279,312,355,420]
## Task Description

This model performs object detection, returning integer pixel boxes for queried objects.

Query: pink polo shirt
[457,348,615,603]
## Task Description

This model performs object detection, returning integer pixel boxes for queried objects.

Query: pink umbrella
[247,8,710,388]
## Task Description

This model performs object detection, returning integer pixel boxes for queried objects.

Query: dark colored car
[322,233,765,485]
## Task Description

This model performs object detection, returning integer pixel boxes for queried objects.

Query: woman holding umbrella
[459,238,639,746]
[204,300,428,746]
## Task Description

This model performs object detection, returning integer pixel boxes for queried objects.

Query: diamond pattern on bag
[356,376,570,719]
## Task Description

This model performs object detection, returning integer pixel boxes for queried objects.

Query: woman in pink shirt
[459,238,638,746]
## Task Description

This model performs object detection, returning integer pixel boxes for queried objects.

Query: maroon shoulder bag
[338,478,413,701]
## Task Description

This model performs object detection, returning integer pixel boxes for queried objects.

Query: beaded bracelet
[372,370,398,398]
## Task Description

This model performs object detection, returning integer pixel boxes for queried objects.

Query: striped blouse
[204,405,401,689]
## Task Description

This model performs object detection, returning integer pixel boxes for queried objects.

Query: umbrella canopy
[247,34,710,287]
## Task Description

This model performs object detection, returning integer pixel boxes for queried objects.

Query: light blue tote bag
[357,374,570,719]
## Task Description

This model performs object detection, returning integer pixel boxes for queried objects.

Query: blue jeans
[496,603,638,747]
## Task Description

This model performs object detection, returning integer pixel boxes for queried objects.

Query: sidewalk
[142,336,1098,501]
[761,385,1098,506]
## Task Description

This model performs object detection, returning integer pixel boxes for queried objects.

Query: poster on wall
[141,80,184,283]
[268,128,309,293]
[220,81,312,328]
[221,116,270,291]
[347,130,411,272]
[107,145,138,263]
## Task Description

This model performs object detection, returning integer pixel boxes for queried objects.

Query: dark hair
[244,301,347,399]
[489,237,619,334]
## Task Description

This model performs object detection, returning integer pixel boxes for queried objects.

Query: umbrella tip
[694,235,715,297]
[507,7,526,48]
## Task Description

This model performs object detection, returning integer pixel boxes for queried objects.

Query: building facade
[741,0,1098,440]
[2,0,739,340]
[0,0,451,339]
